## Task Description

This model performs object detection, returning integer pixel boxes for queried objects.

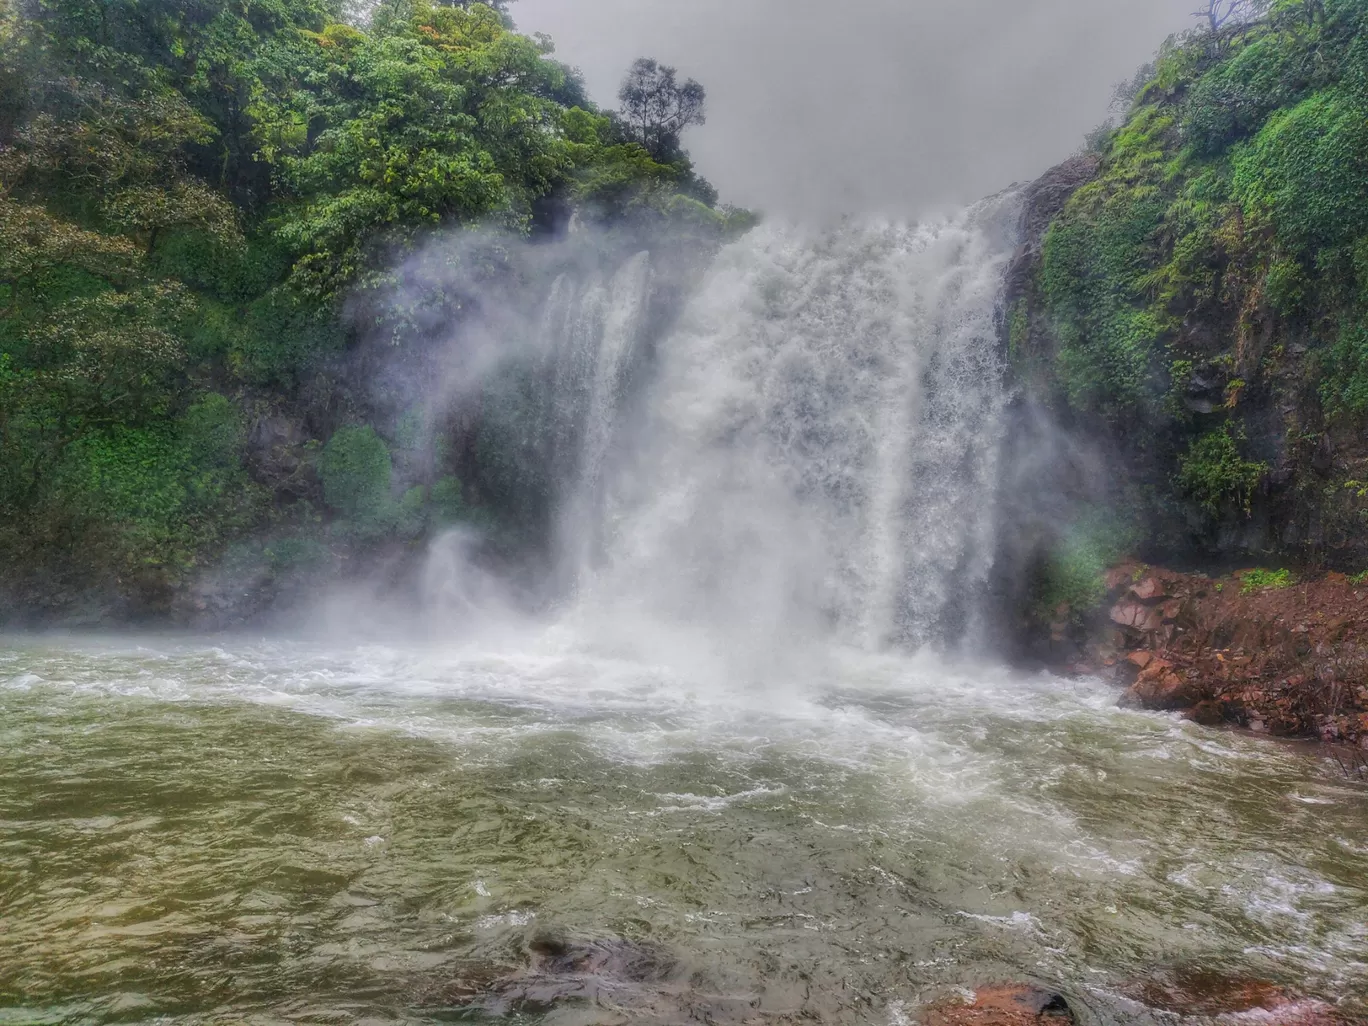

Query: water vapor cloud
[514,0,1195,218]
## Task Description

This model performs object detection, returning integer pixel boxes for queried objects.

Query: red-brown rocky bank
[1051,562,1368,745]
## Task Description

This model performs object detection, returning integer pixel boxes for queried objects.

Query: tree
[1192,0,1270,32]
[616,57,705,163]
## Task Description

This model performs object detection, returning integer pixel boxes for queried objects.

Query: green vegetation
[1176,426,1269,515]
[318,425,397,537]
[1031,512,1139,624]
[1240,567,1294,593]
[0,0,744,611]
[1022,0,1368,558]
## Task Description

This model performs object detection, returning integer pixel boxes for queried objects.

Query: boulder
[1120,658,1206,711]
[1126,650,1155,670]
[1130,576,1166,602]
[1184,700,1230,726]
[1110,601,1163,633]
[1124,970,1361,1025]
[919,985,1073,1026]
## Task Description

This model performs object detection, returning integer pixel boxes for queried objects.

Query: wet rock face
[245,408,318,503]
[1007,154,1103,290]
[919,984,1074,1026]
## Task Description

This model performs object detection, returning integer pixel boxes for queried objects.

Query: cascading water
[556,195,1020,653]
[539,251,654,592]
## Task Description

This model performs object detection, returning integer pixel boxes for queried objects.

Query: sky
[512,0,1196,219]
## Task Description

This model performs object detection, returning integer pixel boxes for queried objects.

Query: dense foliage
[0,0,740,615]
[1023,0,1368,560]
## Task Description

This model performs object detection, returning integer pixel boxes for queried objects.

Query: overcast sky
[512,0,1195,219]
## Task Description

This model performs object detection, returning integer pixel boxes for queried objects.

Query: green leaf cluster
[318,424,473,540]
[1030,511,1139,624]
[1176,426,1269,515]
[1239,566,1294,592]
[46,394,261,577]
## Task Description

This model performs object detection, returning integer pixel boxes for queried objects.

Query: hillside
[1006,0,1368,632]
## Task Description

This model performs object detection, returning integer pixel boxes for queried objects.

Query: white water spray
[544,252,653,588]
[554,194,1021,653]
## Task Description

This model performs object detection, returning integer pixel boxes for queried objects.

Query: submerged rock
[472,932,683,1016]
[1124,969,1364,1026]
[919,984,1074,1026]
[525,931,678,985]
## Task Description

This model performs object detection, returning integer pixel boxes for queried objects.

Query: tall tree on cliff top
[1194,0,1252,31]
[617,57,705,163]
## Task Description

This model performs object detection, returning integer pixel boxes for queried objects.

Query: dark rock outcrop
[1004,153,1101,307]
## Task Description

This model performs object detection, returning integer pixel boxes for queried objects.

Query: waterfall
[548,193,1021,652]
[544,252,653,589]
[430,195,1021,651]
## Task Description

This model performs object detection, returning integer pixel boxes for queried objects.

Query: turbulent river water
[4,205,1368,1025]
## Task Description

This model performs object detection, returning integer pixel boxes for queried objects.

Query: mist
[513,0,1195,218]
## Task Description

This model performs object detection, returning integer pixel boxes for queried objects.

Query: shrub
[1038,124,1172,421]
[230,286,345,387]
[1264,256,1310,315]
[1006,301,1030,359]
[395,485,428,538]
[1183,33,1316,154]
[318,425,393,527]
[62,427,189,531]
[1176,426,1268,516]
[265,536,330,572]
[152,230,287,303]
[181,393,244,469]
[1321,321,1368,417]
[56,415,259,573]
[1234,88,1368,255]
[429,476,467,523]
